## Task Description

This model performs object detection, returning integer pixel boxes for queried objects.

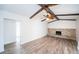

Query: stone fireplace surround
[48,28,76,40]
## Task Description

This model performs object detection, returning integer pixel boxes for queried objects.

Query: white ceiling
[0,4,79,19]
[50,4,79,19]
[50,4,79,14]
[0,4,41,17]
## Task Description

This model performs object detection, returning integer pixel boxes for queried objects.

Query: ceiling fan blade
[59,19,76,21]
[56,13,79,16]
[30,8,43,19]
[39,4,59,20]
[48,18,76,23]
[48,20,58,23]
[41,19,46,22]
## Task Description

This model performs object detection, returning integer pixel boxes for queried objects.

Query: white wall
[48,20,76,29]
[20,19,48,44]
[0,10,23,45]
[0,10,25,45]
[0,18,4,52]
[0,10,48,45]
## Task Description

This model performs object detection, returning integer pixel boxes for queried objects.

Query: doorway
[3,18,21,53]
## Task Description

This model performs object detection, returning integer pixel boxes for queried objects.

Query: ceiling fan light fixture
[46,18,53,22]
[47,13,54,19]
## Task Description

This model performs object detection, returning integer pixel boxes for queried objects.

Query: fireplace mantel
[48,28,76,40]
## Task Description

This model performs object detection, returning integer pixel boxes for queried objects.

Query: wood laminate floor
[1,36,78,54]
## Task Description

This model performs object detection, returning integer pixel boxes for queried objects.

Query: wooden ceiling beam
[48,20,58,23]
[48,19,76,23]
[59,19,76,21]
[41,19,46,22]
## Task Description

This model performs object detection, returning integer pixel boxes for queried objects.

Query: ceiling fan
[30,4,79,23]
[30,4,60,22]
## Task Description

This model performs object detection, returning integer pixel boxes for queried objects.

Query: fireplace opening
[56,31,61,35]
